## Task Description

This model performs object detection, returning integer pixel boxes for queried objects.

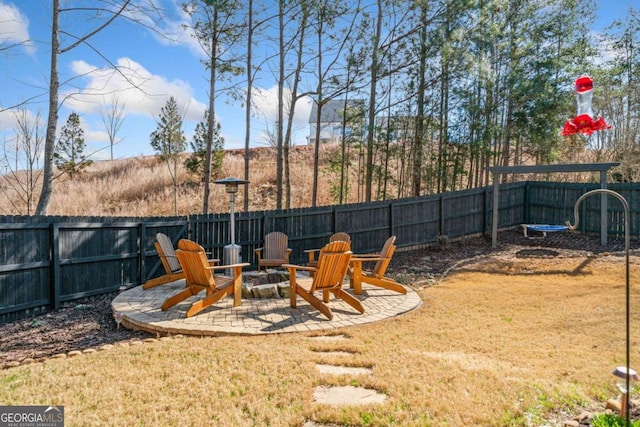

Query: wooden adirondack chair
[142,233,185,289]
[255,231,292,271]
[305,232,351,277]
[284,240,363,320]
[349,236,406,295]
[143,233,218,290]
[161,239,248,318]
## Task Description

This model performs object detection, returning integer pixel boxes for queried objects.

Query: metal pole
[230,192,236,246]
[491,173,500,248]
[600,170,608,247]
[567,189,630,425]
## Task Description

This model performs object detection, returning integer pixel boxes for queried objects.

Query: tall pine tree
[184,110,224,183]
[150,96,186,215]
[53,112,92,180]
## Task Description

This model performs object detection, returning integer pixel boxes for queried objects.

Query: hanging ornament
[561,75,610,136]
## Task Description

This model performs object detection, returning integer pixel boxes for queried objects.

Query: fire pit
[242,270,294,299]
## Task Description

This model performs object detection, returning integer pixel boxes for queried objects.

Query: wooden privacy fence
[1,181,639,323]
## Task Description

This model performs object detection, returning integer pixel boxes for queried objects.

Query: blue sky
[0,0,635,161]
[0,0,313,160]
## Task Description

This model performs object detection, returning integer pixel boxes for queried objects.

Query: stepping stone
[312,350,356,357]
[315,364,372,375]
[308,334,351,341]
[302,421,342,427]
[312,385,386,405]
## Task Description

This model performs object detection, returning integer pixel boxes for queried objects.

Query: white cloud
[62,57,207,121]
[0,108,21,131]
[590,31,617,66]
[248,85,313,147]
[252,85,313,130]
[128,0,205,58]
[0,1,35,55]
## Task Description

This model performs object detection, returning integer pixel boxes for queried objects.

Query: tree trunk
[283,3,309,209]
[243,0,253,212]
[276,0,285,210]
[365,0,382,202]
[202,8,219,215]
[311,18,325,208]
[412,4,428,197]
[35,0,60,216]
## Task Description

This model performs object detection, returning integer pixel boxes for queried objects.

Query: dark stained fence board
[0,223,50,266]
[391,196,440,246]
[0,223,53,320]
[262,208,335,265]
[336,202,392,253]
[494,182,527,229]
[604,186,639,238]
[6,181,640,323]
[238,212,265,267]
[0,268,51,315]
[56,223,141,300]
[525,182,586,226]
[441,188,488,238]
[191,213,229,260]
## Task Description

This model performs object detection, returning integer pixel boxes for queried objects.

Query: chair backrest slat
[329,232,351,244]
[264,232,288,259]
[311,241,351,292]
[176,239,216,288]
[373,236,396,276]
[156,232,182,273]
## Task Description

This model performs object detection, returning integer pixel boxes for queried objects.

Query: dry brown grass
[0,145,346,216]
[1,253,638,426]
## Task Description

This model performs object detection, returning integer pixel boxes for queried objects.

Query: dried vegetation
[0,145,343,216]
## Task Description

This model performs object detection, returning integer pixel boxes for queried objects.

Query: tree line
[1,0,639,215]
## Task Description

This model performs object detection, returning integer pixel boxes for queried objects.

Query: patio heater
[214,177,249,274]
[567,189,634,425]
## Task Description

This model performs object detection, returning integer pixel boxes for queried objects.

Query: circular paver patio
[111,277,422,336]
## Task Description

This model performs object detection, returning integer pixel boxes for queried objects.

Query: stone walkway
[111,276,422,336]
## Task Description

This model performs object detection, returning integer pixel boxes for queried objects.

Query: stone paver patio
[111,275,422,336]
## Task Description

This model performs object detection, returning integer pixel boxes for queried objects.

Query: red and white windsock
[561,75,610,136]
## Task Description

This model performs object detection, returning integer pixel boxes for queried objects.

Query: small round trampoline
[521,224,568,237]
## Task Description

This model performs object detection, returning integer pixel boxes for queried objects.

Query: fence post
[523,182,530,225]
[389,202,395,236]
[439,195,445,237]
[491,175,500,248]
[139,222,146,287]
[51,223,61,310]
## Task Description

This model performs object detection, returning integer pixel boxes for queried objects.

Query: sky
[0,0,636,161]
[0,0,314,161]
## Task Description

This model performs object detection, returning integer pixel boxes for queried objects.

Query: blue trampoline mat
[525,224,568,232]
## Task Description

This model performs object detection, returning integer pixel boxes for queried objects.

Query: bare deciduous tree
[36,0,135,215]
[1,108,45,214]
[100,96,125,161]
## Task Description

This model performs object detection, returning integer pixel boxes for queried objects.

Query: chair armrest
[304,248,320,263]
[206,262,250,270]
[352,253,380,258]
[352,255,388,263]
[282,263,316,272]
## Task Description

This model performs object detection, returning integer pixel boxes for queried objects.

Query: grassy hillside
[0,145,351,217]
